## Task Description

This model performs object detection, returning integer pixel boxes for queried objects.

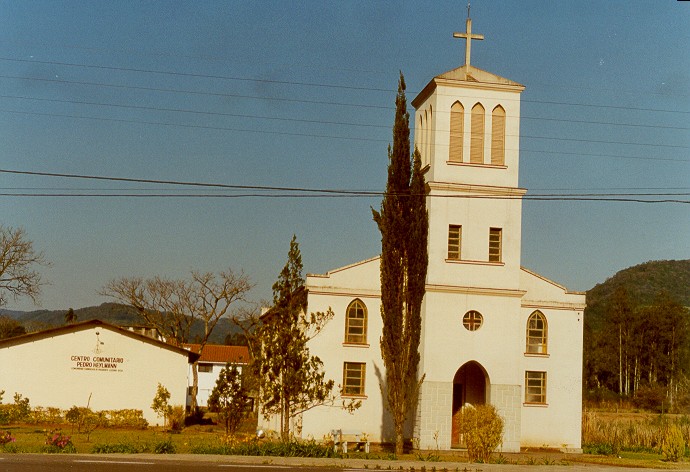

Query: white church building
[290,18,586,452]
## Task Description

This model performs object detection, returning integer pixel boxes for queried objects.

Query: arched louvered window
[418,114,425,164]
[470,103,485,164]
[526,311,548,354]
[491,105,506,166]
[426,106,433,165]
[449,102,464,162]
[345,299,367,344]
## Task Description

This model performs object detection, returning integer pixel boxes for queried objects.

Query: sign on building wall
[70,355,125,372]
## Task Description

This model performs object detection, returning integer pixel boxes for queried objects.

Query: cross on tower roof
[453,13,484,68]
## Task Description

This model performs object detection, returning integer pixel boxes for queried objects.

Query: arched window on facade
[526,311,548,354]
[426,106,433,165]
[345,299,367,344]
[470,103,485,164]
[449,101,464,162]
[418,115,424,165]
[491,105,506,166]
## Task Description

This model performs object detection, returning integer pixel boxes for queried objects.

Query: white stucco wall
[188,363,243,408]
[519,270,585,450]
[298,259,388,442]
[0,324,191,426]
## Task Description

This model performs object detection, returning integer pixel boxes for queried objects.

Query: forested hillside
[0,302,241,344]
[584,260,690,411]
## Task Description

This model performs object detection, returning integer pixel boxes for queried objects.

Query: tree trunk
[395,424,404,456]
[618,326,623,395]
[190,362,199,413]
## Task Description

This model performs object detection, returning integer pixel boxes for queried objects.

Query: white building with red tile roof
[183,343,250,408]
[0,319,198,425]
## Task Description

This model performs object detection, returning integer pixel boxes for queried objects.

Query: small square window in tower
[447,225,462,260]
[489,228,502,262]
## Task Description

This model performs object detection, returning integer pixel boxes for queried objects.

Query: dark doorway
[451,361,488,447]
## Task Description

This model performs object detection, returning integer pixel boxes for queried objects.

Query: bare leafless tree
[101,269,252,411]
[0,225,50,307]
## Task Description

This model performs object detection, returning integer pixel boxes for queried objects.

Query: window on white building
[343,362,366,396]
[526,311,548,354]
[345,299,367,344]
[491,105,506,166]
[449,101,464,162]
[462,310,483,331]
[489,228,502,262]
[470,103,485,164]
[525,371,547,404]
[448,225,462,260]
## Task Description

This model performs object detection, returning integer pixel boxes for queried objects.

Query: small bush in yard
[661,425,685,462]
[153,437,176,454]
[0,430,16,447]
[191,437,339,458]
[455,404,504,463]
[169,405,186,432]
[44,429,76,453]
[92,441,150,454]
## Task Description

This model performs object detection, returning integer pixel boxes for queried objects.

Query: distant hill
[583,259,690,397]
[585,259,690,328]
[1,302,241,344]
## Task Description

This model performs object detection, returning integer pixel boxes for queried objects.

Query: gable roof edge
[0,319,200,363]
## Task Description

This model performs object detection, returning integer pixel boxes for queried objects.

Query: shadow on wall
[374,362,419,449]
[374,362,395,444]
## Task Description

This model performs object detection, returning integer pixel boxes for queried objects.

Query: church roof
[0,319,201,362]
[412,64,525,109]
[438,64,523,86]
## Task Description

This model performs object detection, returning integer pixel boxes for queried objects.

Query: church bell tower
[411,13,526,292]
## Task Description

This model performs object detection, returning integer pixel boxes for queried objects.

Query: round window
[463,310,483,331]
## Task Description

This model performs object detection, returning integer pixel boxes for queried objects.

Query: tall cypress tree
[372,72,428,455]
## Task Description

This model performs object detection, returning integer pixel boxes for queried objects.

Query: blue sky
[1,1,688,312]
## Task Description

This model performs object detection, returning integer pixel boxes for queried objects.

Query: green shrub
[30,406,64,424]
[43,429,76,453]
[169,406,185,432]
[455,404,504,463]
[583,442,614,455]
[662,425,685,462]
[0,430,16,447]
[191,439,339,458]
[633,386,670,413]
[103,409,148,429]
[92,442,150,453]
[153,437,176,454]
[0,393,32,424]
[0,405,11,425]
[151,383,173,428]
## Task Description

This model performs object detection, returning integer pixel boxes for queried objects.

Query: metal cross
[453,16,484,67]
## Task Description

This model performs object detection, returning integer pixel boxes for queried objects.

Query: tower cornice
[427,181,527,196]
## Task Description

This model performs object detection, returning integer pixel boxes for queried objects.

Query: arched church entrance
[451,361,489,448]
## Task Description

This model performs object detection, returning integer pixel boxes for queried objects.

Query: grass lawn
[2,417,690,470]
[0,423,225,454]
